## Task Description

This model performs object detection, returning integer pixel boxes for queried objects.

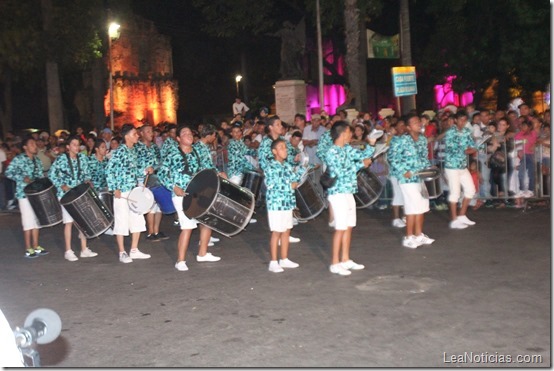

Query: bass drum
[60,183,113,239]
[295,168,326,221]
[99,190,113,216]
[354,168,384,208]
[23,178,63,227]
[183,169,255,237]
[241,171,264,200]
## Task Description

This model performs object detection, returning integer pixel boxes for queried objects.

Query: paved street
[0,204,550,367]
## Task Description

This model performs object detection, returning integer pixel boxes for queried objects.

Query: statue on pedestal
[272,18,305,80]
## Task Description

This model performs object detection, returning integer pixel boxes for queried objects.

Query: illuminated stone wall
[105,16,178,128]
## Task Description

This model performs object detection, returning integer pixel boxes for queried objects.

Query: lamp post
[235,75,242,97]
[108,22,120,131]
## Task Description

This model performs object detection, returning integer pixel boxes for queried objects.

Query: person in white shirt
[232,97,249,116]
[302,114,326,166]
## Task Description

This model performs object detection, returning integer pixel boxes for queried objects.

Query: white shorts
[61,202,74,224]
[229,174,243,185]
[444,168,476,203]
[113,191,147,235]
[172,196,198,230]
[400,183,430,215]
[267,210,293,232]
[390,177,404,206]
[18,198,41,231]
[328,193,356,230]
[148,201,161,214]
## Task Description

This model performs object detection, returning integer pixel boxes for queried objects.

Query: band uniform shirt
[87,155,108,190]
[444,126,479,170]
[316,130,332,164]
[227,139,257,178]
[193,141,216,170]
[264,158,303,211]
[258,136,298,171]
[388,134,431,184]
[105,144,140,193]
[160,137,178,161]
[159,147,201,197]
[326,144,375,195]
[135,141,161,173]
[48,153,91,197]
[5,154,44,200]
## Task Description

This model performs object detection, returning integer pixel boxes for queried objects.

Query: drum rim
[60,183,95,206]
[24,178,55,195]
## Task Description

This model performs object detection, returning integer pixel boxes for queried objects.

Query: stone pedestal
[274,80,306,125]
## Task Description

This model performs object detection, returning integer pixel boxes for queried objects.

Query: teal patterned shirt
[88,155,108,190]
[264,159,304,211]
[105,144,141,192]
[5,154,44,200]
[160,137,178,161]
[444,126,479,170]
[135,141,161,173]
[258,136,298,171]
[48,153,91,198]
[388,134,431,184]
[227,139,257,177]
[193,141,216,170]
[316,129,332,164]
[159,147,202,197]
[326,144,375,195]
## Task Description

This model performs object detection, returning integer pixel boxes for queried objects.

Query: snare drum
[295,168,326,221]
[127,186,155,214]
[415,167,442,199]
[354,168,384,208]
[241,171,264,200]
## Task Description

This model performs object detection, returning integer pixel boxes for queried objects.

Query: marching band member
[227,122,259,223]
[264,138,305,273]
[315,127,334,227]
[444,110,480,229]
[5,137,48,258]
[105,124,151,263]
[49,135,98,261]
[388,114,434,249]
[160,123,178,160]
[135,124,168,241]
[193,124,226,254]
[325,121,375,276]
[88,139,108,190]
[388,120,407,228]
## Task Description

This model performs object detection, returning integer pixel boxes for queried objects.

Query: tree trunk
[91,58,106,132]
[399,0,416,114]
[41,0,65,134]
[0,72,13,139]
[344,0,362,112]
[358,15,369,112]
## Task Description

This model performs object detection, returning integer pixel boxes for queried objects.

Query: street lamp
[235,75,242,97]
[108,22,121,131]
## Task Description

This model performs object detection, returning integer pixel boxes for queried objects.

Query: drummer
[387,114,435,249]
[265,138,306,273]
[325,121,376,276]
[227,122,259,223]
[158,125,212,271]
[105,124,152,264]
[87,139,108,190]
[5,137,49,258]
[193,124,226,255]
[443,110,480,229]
[49,135,98,261]
[315,126,334,227]
[135,124,168,242]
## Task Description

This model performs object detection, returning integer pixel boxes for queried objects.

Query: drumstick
[143,173,150,191]
[119,196,137,203]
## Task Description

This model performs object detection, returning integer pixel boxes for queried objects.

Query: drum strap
[65,153,82,181]
[178,147,200,175]
[28,154,39,180]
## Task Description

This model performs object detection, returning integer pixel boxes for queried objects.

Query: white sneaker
[457,215,476,226]
[292,218,299,226]
[209,236,220,243]
[199,241,215,247]
[104,228,114,236]
[196,252,221,262]
[341,260,365,270]
[64,250,78,262]
[414,233,435,245]
[175,261,188,271]
[268,260,284,273]
[392,218,406,228]
[119,252,132,263]
[80,248,98,258]
[328,220,335,228]
[130,249,151,259]
[279,258,299,268]
[450,219,469,229]
[249,218,257,224]
[329,263,351,276]
[402,236,419,249]
[289,236,301,243]
[523,190,534,198]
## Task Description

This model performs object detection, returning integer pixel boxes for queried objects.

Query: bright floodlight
[235,75,243,83]
[109,22,121,39]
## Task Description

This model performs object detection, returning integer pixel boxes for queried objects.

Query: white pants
[400,183,430,215]
[172,196,198,230]
[445,168,476,203]
[113,191,147,235]
[267,210,293,232]
[390,177,404,206]
[328,193,356,230]
[18,198,41,231]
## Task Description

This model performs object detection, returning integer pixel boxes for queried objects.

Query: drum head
[416,167,440,180]
[60,183,91,205]
[183,169,219,219]
[24,178,54,194]
[128,187,155,214]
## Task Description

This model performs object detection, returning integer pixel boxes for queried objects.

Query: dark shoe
[154,232,169,241]
[146,234,160,242]
[25,248,38,259]
[34,246,50,255]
